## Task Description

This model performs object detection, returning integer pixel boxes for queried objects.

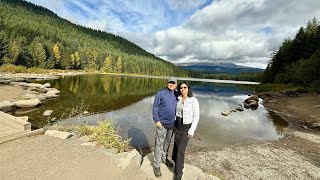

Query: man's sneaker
[174,173,183,180]
[162,159,174,168]
[153,167,162,177]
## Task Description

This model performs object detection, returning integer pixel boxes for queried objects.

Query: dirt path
[0,135,148,180]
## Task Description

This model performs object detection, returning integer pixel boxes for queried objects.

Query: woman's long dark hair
[177,81,193,97]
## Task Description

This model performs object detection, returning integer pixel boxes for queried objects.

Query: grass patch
[241,83,298,93]
[77,120,130,153]
[0,64,84,74]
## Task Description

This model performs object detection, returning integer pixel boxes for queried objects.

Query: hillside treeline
[262,18,320,88]
[0,0,187,77]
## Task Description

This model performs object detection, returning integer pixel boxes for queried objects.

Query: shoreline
[1,72,319,179]
[185,93,320,179]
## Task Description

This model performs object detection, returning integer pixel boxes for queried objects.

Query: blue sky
[27,0,320,69]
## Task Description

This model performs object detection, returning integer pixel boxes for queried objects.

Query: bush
[0,64,27,73]
[77,120,130,153]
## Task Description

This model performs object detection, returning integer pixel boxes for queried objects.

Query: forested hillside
[262,18,320,88]
[0,0,187,76]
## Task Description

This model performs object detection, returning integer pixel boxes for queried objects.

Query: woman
[172,81,200,180]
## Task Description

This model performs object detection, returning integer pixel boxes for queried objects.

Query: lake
[21,74,288,148]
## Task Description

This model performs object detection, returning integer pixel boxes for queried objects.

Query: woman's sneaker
[163,159,174,167]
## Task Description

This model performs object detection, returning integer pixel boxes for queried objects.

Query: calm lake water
[22,74,288,148]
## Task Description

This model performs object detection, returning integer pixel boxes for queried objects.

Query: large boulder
[45,130,73,139]
[245,94,259,104]
[14,98,41,108]
[0,101,16,112]
[115,149,142,170]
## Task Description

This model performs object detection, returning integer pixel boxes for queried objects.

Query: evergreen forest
[0,0,188,77]
[262,18,320,89]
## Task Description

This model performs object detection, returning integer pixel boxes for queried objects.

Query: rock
[83,111,89,115]
[37,94,48,101]
[41,83,51,88]
[20,116,29,122]
[243,102,250,109]
[50,118,57,122]
[24,94,38,99]
[46,89,60,95]
[45,89,60,99]
[79,135,90,143]
[249,101,258,108]
[27,83,43,89]
[45,130,73,139]
[81,142,97,147]
[0,101,16,112]
[10,82,28,87]
[236,105,244,111]
[0,80,11,84]
[115,149,142,170]
[222,110,231,116]
[14,98,41,108]
[245,94,259,104]
[43,110,53,116]
[312,105,320,108]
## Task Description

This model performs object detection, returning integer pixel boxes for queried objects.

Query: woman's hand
[155,121,161,127]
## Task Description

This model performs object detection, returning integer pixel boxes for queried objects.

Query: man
[152,77,177,177]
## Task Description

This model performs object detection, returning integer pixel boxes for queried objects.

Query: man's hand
[188,133,193,138]
[155,121,161,127]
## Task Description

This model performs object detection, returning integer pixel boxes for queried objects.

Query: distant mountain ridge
[177,63,264,74]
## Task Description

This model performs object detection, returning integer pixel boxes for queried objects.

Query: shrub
[77,120,130,153]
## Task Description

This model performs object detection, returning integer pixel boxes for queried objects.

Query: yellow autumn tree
[52,43,60,65]
[103,55,112,72]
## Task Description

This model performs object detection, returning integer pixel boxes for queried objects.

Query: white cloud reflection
[61,93,284,147]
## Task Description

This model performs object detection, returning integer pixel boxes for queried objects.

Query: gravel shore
[186,93,320,180]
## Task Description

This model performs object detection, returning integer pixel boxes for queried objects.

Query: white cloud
[165,0,208,11]
[150,0,320,68]
[26,0,320,69]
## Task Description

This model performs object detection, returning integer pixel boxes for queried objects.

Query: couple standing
[152,77,200,180]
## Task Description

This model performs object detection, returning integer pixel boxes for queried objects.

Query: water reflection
[23,75,288,148]
[23,74,165,127]
[61,90,288,148]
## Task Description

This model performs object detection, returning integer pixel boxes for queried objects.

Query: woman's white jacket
[177,96,200,136]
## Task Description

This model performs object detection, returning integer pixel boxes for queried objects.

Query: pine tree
[74,51,80,69]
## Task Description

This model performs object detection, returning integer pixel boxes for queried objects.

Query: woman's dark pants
[172,117,191,179]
